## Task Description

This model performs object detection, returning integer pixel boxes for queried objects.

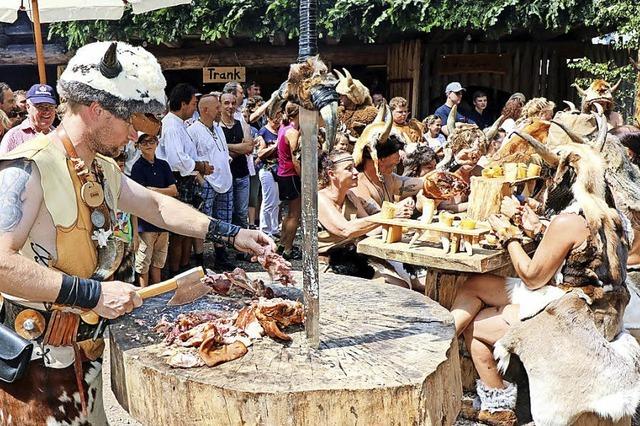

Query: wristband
[501,237,522,249]
[207,218,241,246]
[56,274,102,309]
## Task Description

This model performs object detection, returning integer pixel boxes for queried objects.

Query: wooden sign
[202,66,246,83]
[436,54,510,75]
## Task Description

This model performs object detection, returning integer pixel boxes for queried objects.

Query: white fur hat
[57,41,166,118]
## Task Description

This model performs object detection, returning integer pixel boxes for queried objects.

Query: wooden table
[109,272,462,426]
[357,234,530,308]
[357,235,534,390]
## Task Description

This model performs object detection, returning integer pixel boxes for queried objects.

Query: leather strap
[56,126,81,160]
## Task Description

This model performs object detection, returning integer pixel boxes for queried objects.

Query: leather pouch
[0,322,33,383]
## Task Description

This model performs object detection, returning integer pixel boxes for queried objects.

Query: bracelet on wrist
[207,218,241,246]
[501,237,522,249]
[56,274,102,309]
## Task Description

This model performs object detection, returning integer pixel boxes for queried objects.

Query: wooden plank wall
[419,41,628,117]
[387,39,422,118]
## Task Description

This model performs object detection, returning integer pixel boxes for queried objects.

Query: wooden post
[299,108,319,347]
[633,50,640,127]
[31,0,47,84]
[298,0,320,348]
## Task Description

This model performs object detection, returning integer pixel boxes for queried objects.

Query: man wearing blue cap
[0,84,57,154]
[433,81,475,136]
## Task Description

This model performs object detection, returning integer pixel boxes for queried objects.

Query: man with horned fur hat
[0,41,273,424]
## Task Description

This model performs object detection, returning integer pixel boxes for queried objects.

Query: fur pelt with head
[394,119,426,144]
[490,120,550,165]
[546,111,640,236]
[494,291,640,426]
[552,143,626,284]
[283,56,335,111]
[338,104,379,138]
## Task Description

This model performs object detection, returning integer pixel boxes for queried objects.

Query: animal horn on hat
[333,69,345,81]
[591,104,608,151]
[343,68,354,84]
[483,115,506,141]
[514,130,559,166]
[100,42,123,79]
[378,103,393,145]
[550,120,588,145]
[572,82,587,97]
[563,100,578,112]
[610,78,622,93]
[373,100,386,124]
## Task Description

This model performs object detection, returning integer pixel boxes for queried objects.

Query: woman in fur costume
[451,139,637,425]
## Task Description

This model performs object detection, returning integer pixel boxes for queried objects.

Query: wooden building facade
[0,23,631,119]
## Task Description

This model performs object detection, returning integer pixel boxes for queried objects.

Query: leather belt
[2,299,99,344]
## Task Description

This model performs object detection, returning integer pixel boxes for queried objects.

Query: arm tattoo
[31,242,53,267]
[0,160,33,232]
[399,180,420,196]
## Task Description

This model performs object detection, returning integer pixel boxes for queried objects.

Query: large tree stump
[109,272,462,426]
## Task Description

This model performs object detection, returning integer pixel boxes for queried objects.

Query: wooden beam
[0,43,70,66]
[150,44,388,70]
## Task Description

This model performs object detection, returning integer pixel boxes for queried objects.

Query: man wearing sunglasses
[0,83,57,154]
[433,81,475,137]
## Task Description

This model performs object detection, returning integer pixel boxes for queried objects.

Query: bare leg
[138,272,149,288]
[180,237,192,269]
[281,198,301,252]
[451,274,510,336]
[193,238,204,256]
[463,305,519,388]
[149,266,162,284]
[248,206,256,227]
[168,234,183,273]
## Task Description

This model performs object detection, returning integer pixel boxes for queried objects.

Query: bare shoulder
[549,212,589,239]
[551,212,588,227]
[0,158,43,237]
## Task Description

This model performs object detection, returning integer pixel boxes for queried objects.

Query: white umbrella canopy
[0,0,191,83]
[0,0,191,23]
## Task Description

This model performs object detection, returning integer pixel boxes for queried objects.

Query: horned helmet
[352,101,395,169]
[334,68,373,107]
[573,79,621,113]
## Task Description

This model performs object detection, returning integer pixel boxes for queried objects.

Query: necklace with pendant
[56,126,113,246]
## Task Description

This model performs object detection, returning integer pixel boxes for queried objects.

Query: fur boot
[460,380,517,426]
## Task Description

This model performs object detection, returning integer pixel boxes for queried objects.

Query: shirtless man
[351,134,426,290]
[0,41,273,424]
[351,134,423,215]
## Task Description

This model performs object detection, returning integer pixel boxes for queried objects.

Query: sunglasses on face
[138,138,158,146]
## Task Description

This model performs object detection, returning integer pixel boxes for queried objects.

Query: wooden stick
[31,0,47,84]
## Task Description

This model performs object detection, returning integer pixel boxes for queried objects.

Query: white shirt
[157,112,198,177]
[423,133,447,151]
[123,140,140,176]
[188,120,233,194]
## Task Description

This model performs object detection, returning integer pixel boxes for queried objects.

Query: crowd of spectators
[0,77,559,289]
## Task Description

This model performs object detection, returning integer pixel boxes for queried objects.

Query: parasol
[0,0,191,83]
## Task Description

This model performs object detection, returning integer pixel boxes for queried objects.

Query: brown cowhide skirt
[0,358,105,425]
